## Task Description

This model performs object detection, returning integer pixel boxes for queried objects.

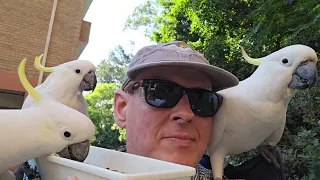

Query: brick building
[0,0,93,109]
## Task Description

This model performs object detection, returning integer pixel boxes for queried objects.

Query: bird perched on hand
[207,44,318,180]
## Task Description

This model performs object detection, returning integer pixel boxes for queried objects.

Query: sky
[79,0,156,66]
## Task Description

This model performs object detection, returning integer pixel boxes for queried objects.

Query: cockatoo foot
[257,144,280,169]
[50,152,61,157]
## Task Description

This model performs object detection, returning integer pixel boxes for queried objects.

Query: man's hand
[66,176,78,180]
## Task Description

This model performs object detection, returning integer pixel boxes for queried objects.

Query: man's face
[114,66,213,167]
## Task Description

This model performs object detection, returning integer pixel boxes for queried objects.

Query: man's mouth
[164,134,195,147]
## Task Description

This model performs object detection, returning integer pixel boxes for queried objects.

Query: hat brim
[127,61,239,92]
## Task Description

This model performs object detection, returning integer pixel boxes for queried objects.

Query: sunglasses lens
[143,79,222,117]
[188,90,221,117]
[144,80,182,107]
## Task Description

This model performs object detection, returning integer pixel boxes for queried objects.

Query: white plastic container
[36,146,196,180]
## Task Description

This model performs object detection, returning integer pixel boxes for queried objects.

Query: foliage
[95,45,132,85]
[111,123,126,142]
[84,44,133,148]
[124,0,161,37]
[84,83,125,149]
[86,44,131,147]
[244,0,320,52]
[124,0,320,179]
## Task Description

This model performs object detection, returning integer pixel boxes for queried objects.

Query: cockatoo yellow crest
[18,58,40,102]
[34,54,54,73]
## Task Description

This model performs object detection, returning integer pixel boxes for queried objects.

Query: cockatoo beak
[57,140,90,162]
[80,71,97,92]
[288,60,317,89]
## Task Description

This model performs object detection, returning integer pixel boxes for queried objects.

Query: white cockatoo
[207,44,318,180]
[22,54,97,117]
[0,58,95,179]
[15,55,97,179]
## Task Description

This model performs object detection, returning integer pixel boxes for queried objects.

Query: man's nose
[170,94,195,122]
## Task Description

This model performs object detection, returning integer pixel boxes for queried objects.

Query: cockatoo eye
[280,57,292,66]
[61,126,74,140]
[75,69,81,74]
[64,131,71,138]
[282,58,288,64]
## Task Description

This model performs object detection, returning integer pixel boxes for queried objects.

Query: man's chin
[163,156,196,167]
[153,149,198,167]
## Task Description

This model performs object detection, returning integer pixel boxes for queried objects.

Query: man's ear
[113,89,128,128]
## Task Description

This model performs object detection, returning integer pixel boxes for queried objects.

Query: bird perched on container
[0,57,95,179]
[16,54,97,179]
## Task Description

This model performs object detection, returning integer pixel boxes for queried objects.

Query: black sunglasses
[127,79,223,117]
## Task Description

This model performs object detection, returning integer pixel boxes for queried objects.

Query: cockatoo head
[19,58,95,162]
[241,44,318,90]
[34,55,97,93]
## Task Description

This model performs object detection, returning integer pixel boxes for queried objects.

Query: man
[70,41,285,180]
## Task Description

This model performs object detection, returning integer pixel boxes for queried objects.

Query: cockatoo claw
[50,153,61,157]
[257,144,281,169]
